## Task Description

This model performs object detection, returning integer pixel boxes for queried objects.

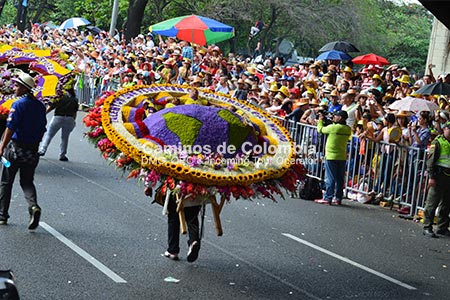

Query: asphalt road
[1,112,450,300]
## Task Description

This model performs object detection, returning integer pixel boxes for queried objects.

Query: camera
[317,110,333,126]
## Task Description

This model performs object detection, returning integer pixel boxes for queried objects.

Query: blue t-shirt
[7,95,47,144]
[328,103,342,113]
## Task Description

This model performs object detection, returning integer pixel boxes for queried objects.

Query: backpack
[298,177,323,200]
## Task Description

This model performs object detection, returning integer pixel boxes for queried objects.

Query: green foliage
[0,0,433,73]
[0,2,16,24]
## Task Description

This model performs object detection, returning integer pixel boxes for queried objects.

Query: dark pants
[0,143,40,221]
[167,195,201,254]
[423,173,450,231]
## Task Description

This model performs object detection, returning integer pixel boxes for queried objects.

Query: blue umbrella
[59,17,91,29]
[316,50,352,61]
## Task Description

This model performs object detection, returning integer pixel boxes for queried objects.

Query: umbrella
[319,41,359,53]
[316,50,352,61]
[413,82,450,96]
[86,26,103,35]
[388,96,440,112]
[59,17,90,29]
[352,53,390,65]
[149,15,234,46]
[42,21,58,29]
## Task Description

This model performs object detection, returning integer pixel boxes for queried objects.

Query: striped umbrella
[59,17,90,29]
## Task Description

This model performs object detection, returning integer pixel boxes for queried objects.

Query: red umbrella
[352,53,390,65]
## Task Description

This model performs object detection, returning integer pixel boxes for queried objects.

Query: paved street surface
[1,112,450,300]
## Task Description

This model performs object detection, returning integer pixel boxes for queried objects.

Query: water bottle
[1,156,10,168]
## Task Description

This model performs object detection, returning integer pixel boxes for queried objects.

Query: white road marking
[282,233,416,290]
[205,240,323,300]
[40,222,127,283]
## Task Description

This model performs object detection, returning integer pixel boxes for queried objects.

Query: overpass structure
[419,0,450,76]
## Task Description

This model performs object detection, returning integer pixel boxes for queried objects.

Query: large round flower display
[86,84,306,202]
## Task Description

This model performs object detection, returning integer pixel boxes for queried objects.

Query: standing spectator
[315,110,352,205]
[181,40,193,61]
[0,73,47,229]
[38,83,78,161]
[422,121,450,237]
[366,113,400,201]
[341,92,358,129]
[327,90,342,113]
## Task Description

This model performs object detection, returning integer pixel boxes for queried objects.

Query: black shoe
[436,229,450,237]
[59,155,68,161]
[187,241,200,263]
[37,151,45,156]
[423,228,438,238]
[0,218,7,225]
[28,206,41,230]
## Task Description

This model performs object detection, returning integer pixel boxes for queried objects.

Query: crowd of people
[1,23,449,241]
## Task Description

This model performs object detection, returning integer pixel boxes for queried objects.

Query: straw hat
[250,84,261,91]
[191,76,202,84]
[310,98,320,105]
[247,66,256,75]
[372,74,384,83]
[397,75,410,84]
[398,67,409,75]
[12,73,35,90]
[395,110,412,118]
[321,73,330,83]
[330,89,339,97]
[269,82,279,92]
[303,80,318,90]
[297,98,310,106]
[279,86,290,97]
[342,66,354,76]
[260,91,269,98]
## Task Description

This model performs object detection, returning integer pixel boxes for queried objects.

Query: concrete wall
[426,17,450,77]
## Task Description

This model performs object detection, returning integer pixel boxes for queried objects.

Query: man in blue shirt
[0,73,47,230]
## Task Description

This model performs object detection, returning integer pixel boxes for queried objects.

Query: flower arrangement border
[101,84,297,187]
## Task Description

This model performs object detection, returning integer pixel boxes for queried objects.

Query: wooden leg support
[211,195,226,236]
[176,194,187,234]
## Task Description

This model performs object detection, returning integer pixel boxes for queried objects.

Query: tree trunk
[124,0,149,41]
[0,0,7,18]
[32,0,48,23]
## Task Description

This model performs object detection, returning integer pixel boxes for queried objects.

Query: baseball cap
[442,121,450,129]
[334,110,348,120]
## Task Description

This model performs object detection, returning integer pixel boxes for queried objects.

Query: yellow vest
[436,136,450,168]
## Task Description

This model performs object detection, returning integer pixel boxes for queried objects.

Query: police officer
[423,121,450,237]
[0,73,47,229]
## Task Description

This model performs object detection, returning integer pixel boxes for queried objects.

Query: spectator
[366,113,400,201]
[315,110,352,205]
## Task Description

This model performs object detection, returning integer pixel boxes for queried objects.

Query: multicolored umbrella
[59,17,90,30]
[149,15,234,46]
[352,53,390,66]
